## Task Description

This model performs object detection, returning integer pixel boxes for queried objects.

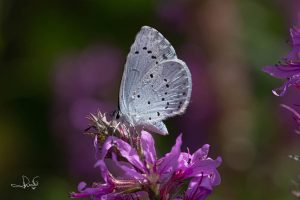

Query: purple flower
[280,104,300,134]
[70,130,221,200]
[263,27,300,96]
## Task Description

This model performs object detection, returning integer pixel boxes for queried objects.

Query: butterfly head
[113,110,132,124]
[112,110,121,120]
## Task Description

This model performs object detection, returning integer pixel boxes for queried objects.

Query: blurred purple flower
[51,44,123,179]
[280,104,300,134]
[71,131,221,200]
[274,87,300,135]
[263,27,300,96]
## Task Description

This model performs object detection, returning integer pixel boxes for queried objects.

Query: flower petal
[280,104,300,134]
[290,27,300,46]
[141,131,157,166]
[178,152,190,168]
[157,134,182,180]
[70,184,113,199]
[191,144,209,163]
[262,65,300,79]
[187,157,222,178]
[271,75,300,96]
[95,159,110,182]
[185,176,212,200]
[101,136,145,172]
[105,153,145,180]
[211,169,221,186]
[77,181,87,192]
[101,191,150,200]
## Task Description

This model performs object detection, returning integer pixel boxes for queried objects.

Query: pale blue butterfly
[117,26,192,135]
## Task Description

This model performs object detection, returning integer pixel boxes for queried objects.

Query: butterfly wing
[130,59,192,134]
[119,26,176,113]
[119,26,192,135]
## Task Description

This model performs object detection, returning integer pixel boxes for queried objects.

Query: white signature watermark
[11,175,39,190]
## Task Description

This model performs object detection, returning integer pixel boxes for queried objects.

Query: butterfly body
[118,26,192,135]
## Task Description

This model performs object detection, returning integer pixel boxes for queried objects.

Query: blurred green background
[1,0,300,199]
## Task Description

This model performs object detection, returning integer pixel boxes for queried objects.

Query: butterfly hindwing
[130,59,192,122]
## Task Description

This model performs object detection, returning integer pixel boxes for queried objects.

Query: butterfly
[117,26,192,135]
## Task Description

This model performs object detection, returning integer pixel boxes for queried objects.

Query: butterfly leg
[113,122,121,134]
